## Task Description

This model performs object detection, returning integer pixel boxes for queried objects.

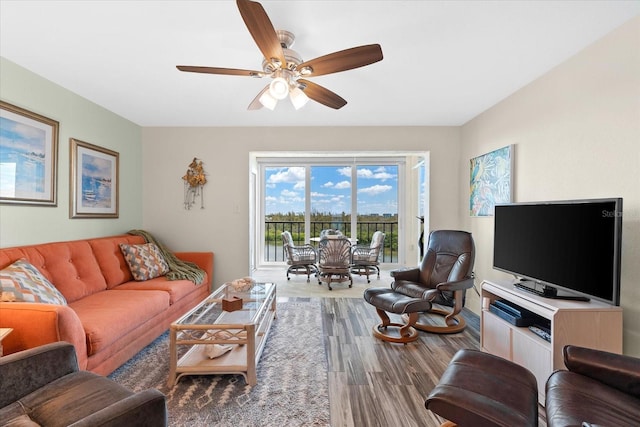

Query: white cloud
[358,184,392,196]
[334,180,351,189]
[281,189,297,197]
[357,168,374,178]
[322,181,334,188]
[337,166,351,177]
[267,167,305,184]
[358,166,395,182]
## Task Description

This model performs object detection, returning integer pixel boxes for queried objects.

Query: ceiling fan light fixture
[290,87,309,110]
[269,76,290,100]
[298,66,313,76]
[259,90,277,110]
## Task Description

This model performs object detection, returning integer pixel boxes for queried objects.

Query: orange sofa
[0,234,213,376]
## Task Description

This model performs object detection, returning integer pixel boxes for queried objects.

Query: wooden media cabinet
[480,279,623,404]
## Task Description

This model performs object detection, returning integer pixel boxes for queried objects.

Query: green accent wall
[0,57,143,246]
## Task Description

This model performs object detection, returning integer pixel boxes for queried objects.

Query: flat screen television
[493,198,622,306]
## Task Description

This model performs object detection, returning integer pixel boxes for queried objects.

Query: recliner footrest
[363,288,432,314]
[425,349,538,427]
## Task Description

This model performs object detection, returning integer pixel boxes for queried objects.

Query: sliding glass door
[261,160,400,265]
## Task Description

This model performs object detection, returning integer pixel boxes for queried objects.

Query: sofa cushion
[2,240,108,303]
[1,413,40,426]
[69,290,170,356]
[88,235,146,288]
[114,277,200,305]
[0,259,67,305]
[5,370,133,427]
[119,243,169,281]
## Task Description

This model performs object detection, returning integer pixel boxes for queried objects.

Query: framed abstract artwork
[0,101,59,206]
[470,145,514,217]
[70,138,119,218]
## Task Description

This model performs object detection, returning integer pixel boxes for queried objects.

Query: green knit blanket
[128,229,206,285]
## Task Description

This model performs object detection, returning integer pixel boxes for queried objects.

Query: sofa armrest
[390,267,420,282]
[68,389,167,427]
[563,345,640,399]
[0,342,78,408]
[0,302,88,369]
[175,251,214,287]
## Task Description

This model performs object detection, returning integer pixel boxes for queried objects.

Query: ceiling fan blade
[298,79,347,110]
[236,0,286,68]
[176,65,265,77]
[296,44,383,77]
[248,85,270,110]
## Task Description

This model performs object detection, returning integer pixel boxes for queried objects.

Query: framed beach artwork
[470,145,514,217]
[0,101,59,206]
[70,138,119,218]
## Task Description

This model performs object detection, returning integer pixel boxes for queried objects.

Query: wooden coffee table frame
[168,282,276,387]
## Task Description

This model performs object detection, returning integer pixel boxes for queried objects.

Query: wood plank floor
[254,269,546,426]
[319,297,478,427]
[317,297,546,427]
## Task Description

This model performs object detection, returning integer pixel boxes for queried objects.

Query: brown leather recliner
[364,230,475,343]
[545,345,640,427]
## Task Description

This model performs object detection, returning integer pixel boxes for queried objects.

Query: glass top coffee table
[167,282,276,387]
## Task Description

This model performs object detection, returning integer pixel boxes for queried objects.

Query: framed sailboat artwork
[0,101,59,206]
[70,138,119,218]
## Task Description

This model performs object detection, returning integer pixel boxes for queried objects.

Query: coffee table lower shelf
[168,324,273,387]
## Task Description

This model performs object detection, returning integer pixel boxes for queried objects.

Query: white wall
[460,17,640,355]
[0,58,143,246]
[141,126,461,285]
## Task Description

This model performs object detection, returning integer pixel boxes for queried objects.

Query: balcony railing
[264,221,398,263]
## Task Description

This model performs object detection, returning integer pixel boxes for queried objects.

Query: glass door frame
[250,151,429,270]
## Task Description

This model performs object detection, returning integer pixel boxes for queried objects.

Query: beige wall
[0,58,143,247]
[141,126,461,285]
[2,16,638,356]
[460,17,640,355]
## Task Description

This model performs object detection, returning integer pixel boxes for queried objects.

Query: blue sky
[265,165,398,215]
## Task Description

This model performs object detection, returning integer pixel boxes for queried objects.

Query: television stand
[481,279,622,405]
[514,281,591,302]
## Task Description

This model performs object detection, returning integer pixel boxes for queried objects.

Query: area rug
[109,301,329,426]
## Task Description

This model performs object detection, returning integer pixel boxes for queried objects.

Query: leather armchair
[0,342,167,427]
[363,230,475,343]
[545,345,640,427]
[390,230,475,334]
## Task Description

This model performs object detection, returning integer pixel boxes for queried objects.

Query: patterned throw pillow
[0,259,67,305]
[119,243,170,281]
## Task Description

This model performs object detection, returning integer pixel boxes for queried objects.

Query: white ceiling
[1,1,638,127]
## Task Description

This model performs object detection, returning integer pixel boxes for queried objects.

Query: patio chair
[317,235,353,290]
[281,231,318,282]
[351,231,385,283]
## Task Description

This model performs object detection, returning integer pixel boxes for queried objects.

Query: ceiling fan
[176,0,383,111]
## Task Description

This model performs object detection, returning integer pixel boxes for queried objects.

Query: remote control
[528,325,551,342]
